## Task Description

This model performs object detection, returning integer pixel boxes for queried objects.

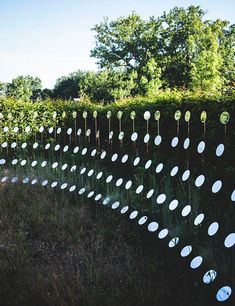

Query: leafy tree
[80,69,135,102]
[41,88,54,100]
[0,81,6,97]
[158,6,206,88]
[53,69,135,103]
[91,6,235,94]
[53,70,86,99]
[91,12,162,95]
[139,57,162,95]
[6,75,42,101]
[216,22,235,91]
[189,21,224,93]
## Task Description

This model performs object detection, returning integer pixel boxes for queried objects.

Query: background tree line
[1,5,234,103]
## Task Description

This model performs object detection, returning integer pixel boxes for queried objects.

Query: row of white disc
[0,124,226,158]
[1,152,234,202]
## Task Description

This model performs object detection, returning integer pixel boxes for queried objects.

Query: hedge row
[0,94,234,143]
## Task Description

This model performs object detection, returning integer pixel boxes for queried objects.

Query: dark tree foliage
[53,70,86,100]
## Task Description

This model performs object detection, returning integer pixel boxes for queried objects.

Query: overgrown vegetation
[91,6,235,96]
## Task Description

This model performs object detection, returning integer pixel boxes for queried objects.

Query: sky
[0,0,235,89]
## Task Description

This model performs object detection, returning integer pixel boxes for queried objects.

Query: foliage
[91,6,235,95]
[53,69,135,103]
[0,81,6,96]
[53,70,86,100]
[6,75,42,101]
[80,69,135,102]
[91,12,163,95]
[41,88,54,100]
[158,6,206,88]
[188,19,233,93]
[0,92,234,143]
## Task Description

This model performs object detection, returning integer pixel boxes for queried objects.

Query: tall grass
[0,183,220,306]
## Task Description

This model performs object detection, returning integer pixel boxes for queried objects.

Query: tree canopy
[91,6,235,95]
[5,75,42,101]
[53,70,86,100]
[52,69,135,103]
